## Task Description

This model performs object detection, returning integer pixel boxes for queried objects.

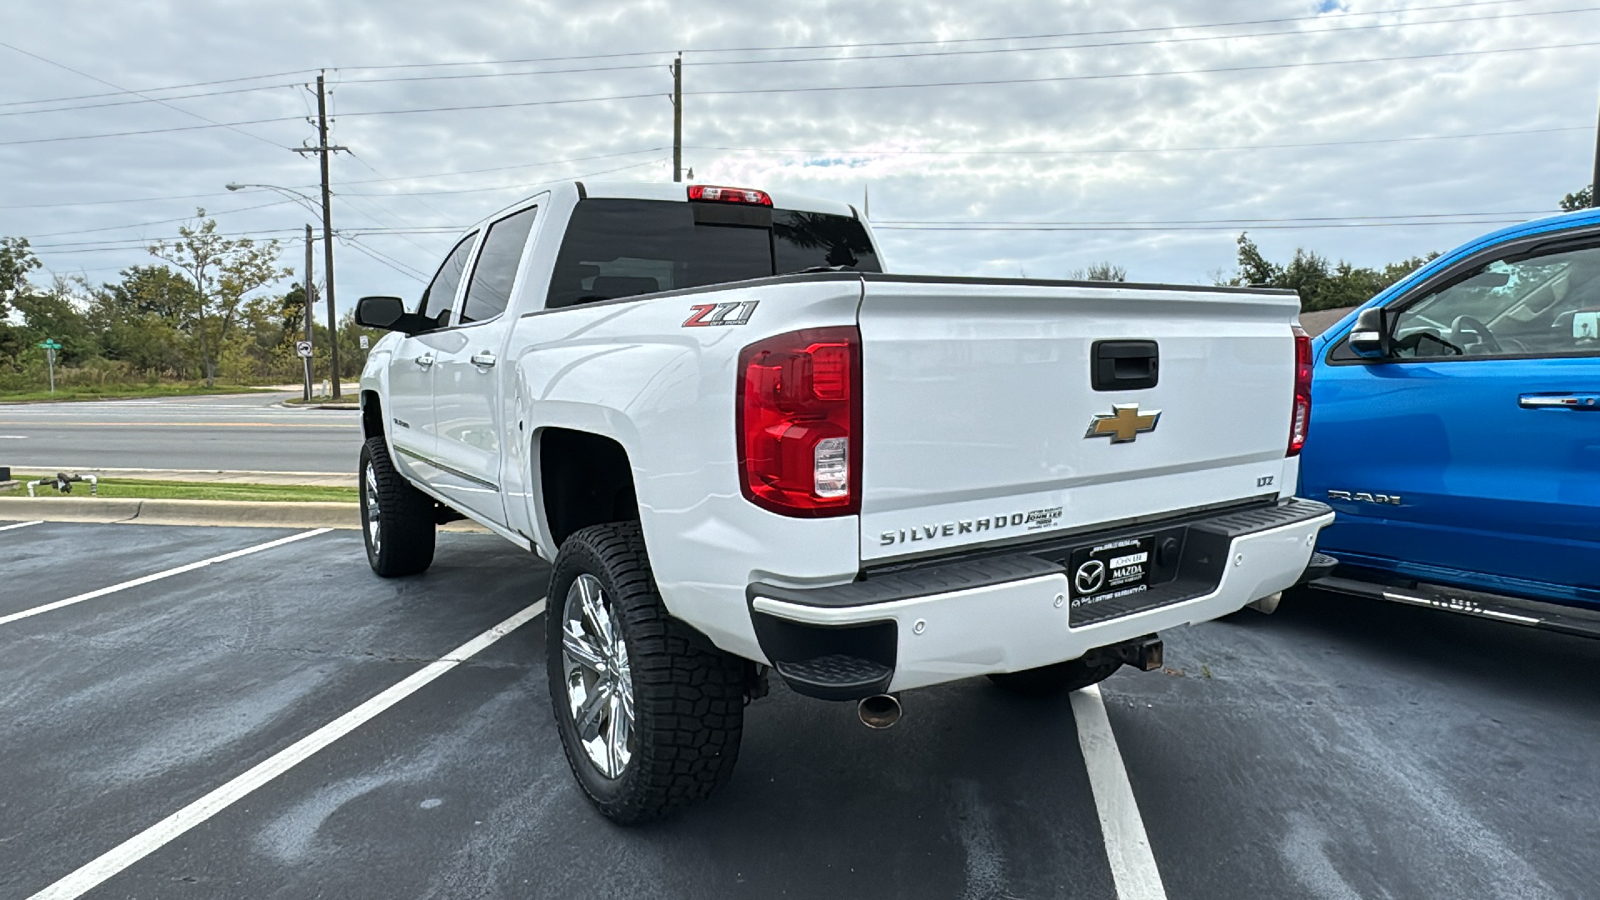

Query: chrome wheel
[363,460,382,555]
[561,573,634,779]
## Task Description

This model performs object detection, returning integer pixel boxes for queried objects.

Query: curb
[0,497,487,533]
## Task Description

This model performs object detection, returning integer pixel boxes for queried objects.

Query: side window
[1389,243,1600,359]
[418,232,478,329]
[460,206,539,324]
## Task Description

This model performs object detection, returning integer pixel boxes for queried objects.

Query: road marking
[0,434,27,438]
[0,520,44,532]
[0,529,332,627]
[27,598,546,900]
[1071,684,1168,900]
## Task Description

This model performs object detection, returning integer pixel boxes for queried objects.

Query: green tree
[0,236,41,318]
[14,277,96,365]
[1226,233,1437,311]
[1561,185,1594,212]
[149,210,289,386]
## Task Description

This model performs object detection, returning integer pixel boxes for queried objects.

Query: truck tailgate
[857,277,1300,563]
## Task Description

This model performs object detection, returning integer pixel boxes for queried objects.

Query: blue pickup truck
[1299,207,1600,637]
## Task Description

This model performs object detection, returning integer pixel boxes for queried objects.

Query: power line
[7,39,1589,148]
[0,67,320,109]
[0,0,1538,109]
[687,126,1591,157]
[332,147,668,185]
[325,0,1537,73]
[0,40,290,150]
[324,2,1590,88]
[0,82,303,119]
[24,199,299,239]
[673,40,1600,101]
[337,158,667,196]
[324,40,1600,120]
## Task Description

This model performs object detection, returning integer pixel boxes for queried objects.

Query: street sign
[359,335,369,350]
[295,340,313,359]
[37,339,61,350]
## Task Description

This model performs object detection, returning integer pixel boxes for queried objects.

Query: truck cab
[1302,208,1600,633]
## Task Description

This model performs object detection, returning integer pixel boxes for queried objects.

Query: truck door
[385,231,478,473]
[430,204,540,527]
[1304,235,1600,602]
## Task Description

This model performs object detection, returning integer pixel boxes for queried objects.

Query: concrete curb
[0,497,487,532]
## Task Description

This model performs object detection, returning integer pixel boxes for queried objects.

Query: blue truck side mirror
[1348,307,1390,359]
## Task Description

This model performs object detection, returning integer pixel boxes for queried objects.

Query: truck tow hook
[1113,636,1164,672]
[857,693,902,730]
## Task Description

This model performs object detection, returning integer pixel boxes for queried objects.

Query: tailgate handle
[1092,340,1159,391]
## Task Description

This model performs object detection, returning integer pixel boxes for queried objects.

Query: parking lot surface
[3,520,1595,899]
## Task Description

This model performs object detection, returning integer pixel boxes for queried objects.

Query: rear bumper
[749,498,1334,698]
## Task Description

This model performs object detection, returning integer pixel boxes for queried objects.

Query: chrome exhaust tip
[1247,591,1283,615]
[858,693,902,730]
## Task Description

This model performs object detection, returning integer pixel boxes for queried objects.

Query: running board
[1311,574,1600,640]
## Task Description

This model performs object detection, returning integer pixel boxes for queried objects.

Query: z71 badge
[683,301,759,327]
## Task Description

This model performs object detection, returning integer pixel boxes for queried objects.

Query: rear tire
[546,522,745,825]
[987,657,1120,695]
[359,436,436,577]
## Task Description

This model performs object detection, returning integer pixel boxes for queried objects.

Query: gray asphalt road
[3,521,1596,899]
[0,392,361,474]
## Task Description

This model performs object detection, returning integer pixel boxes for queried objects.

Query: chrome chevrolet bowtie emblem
[1085,403,1161,443]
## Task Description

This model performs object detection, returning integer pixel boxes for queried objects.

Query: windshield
[546,198,880,309]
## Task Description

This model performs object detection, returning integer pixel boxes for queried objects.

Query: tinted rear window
[546,199,880,309]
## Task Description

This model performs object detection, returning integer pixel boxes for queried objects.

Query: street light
[227,182,340,399]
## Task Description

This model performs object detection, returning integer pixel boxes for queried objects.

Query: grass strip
[11,475,357,504]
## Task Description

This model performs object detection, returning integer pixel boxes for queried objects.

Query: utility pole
[294,73,346,398]
[1592,89,1599,207]
[672,54,683,183]
[302,225,315,402]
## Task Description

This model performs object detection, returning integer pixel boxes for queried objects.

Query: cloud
[0,0,1594,303]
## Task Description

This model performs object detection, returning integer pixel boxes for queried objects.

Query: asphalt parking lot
[3,520,1596,900]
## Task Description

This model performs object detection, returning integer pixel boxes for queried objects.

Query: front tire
[546,522,746,825]
[359,436,436,577]
[987,656,1120,695]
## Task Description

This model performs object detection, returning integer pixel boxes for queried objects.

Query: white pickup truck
[355,180,1334,823]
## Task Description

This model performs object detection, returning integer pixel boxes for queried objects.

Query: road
[0,392,361,475]
[3,519,1594,899]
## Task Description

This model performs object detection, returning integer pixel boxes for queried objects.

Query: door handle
[471,352,497,368]
[1519,393,1599,409]
[414,354,435,368]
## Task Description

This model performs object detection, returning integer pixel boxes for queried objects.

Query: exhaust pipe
[857,693,902,730]
[1247,591,1283,615]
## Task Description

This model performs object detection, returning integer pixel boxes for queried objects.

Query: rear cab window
[545,199,880,310]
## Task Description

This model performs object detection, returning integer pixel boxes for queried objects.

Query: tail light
[737,327,861,516]
[1288,324,1312,456]
[688,184,772,206]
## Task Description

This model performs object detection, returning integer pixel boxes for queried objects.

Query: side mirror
[355,295,427,334]
[1348,306,1391,359]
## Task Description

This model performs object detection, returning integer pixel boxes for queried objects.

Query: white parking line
[0,520,44,532]
[1071,684,1168,900]
[0,529,332,627]
[28,598,546,900]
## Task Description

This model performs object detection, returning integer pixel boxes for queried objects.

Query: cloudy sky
[2,0,1597,310]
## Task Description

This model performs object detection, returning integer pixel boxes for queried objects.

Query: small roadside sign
[359,335,369,350]
[38,339,61,350]
[295,340,313,359]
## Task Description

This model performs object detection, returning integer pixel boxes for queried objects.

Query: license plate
[1067,534,1154,615]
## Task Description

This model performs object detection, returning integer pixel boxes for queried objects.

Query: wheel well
[539,428,639,548]
[361,391,384,440]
